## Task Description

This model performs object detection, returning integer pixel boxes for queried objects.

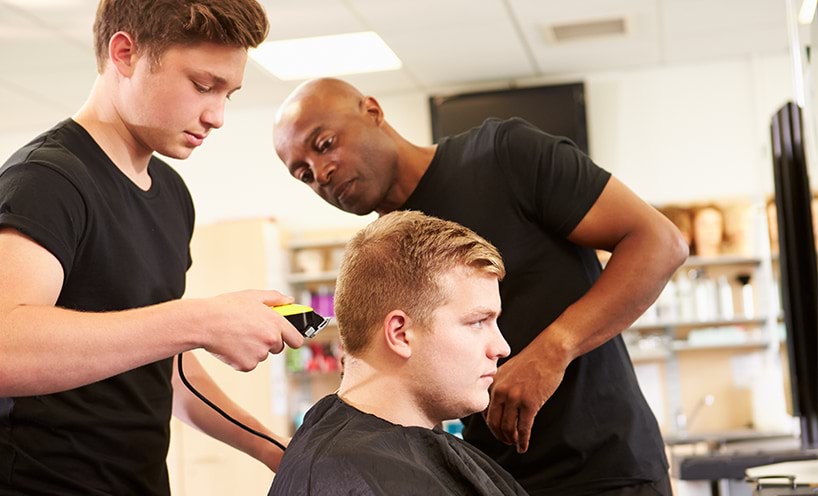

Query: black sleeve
[0,163,86,276]
[494,118,611,237]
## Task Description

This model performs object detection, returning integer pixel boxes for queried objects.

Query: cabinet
[282,236,352,434]
[623,253,790,437]
[170,218,291,496]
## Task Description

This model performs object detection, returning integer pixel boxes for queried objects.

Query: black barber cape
[268,394,528,496]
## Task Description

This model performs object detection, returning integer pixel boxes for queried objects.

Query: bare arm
[171,353,287,472]
[486,177,688,452]
[543,176,688,362]
[0,228,304,397]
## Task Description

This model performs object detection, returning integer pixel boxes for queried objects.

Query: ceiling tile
[260,0,367,40]
[349,0,508,32]
[383,22,536,86]
[664,28,790,64]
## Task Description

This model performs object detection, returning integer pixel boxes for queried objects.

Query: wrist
[171,298,211,350]
[537,322,575,369]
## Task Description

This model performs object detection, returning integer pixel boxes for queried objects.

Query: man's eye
[193,82,211,93]
[471,319,486,329]
[318,137,334,153]
[299,170,315,184]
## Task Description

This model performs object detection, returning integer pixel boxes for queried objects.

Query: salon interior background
[0,0,802,236]
[1,1,812,494]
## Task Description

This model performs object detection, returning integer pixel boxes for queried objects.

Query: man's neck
[73,78,153,190]
[375,136,437,215]
[338,358,437,429]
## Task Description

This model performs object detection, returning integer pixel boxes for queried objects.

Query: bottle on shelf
[717,275,734,320]
[691,269,718,321]
[310,285,335,318]
[676,270,696,322]
[655,279,678,323]
[736,273,754,319]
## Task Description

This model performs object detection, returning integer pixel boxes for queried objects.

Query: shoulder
[275,397,448,495]
[2,120,95,188]
[491,117,575,148]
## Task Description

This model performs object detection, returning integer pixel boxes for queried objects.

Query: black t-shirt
[0,119,194,495]
[401,118,668,495]
[268,394,529,496]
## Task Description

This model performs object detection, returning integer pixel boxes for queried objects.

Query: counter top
[665,429,797,448]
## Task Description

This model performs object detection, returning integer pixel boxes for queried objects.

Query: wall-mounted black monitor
[770,102,818,449]
[429,82,589,154]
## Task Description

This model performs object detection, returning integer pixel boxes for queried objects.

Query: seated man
[269,211,528,496]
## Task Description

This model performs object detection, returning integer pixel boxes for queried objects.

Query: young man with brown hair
[269,210,527,496]
[273,78,688,495]
[0,1,303,494]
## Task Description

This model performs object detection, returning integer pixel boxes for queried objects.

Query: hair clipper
[272,304,331,338]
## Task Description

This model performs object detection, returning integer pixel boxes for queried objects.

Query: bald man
[273,78,688,496]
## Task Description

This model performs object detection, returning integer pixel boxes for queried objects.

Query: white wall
[586,54,793,205]
[169,52,794,233]
[1,53,794,232]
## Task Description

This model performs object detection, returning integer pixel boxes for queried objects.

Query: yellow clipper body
[272,304,331,338]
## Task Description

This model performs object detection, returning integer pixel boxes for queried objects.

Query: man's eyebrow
[465,307,499,319]
[304,126,323,147]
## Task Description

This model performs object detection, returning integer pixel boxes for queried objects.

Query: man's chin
[156,146,194,161]
[336,199,375,216]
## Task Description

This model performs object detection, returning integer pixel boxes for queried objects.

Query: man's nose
[490,326,511,359]
[201,99,225,130]
[314,160,335,185]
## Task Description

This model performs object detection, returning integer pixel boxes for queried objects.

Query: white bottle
[676,272,696,322]
[717,276,734,320]
[737,274,754,318]
[693,270,716,321]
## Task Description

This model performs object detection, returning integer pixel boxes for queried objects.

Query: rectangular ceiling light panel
[250,31,402,81]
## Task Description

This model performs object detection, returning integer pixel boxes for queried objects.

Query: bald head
[271,78,433,216]
[271,78,403,215]
[275,78,363,129]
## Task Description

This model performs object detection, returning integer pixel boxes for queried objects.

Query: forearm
[0,299,206,396]
[172,354,286,472]
[540,228,688,364]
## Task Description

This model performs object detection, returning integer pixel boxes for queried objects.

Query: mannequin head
[692,205,725,257]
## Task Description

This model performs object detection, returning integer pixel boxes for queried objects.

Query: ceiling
[0,0,792,133]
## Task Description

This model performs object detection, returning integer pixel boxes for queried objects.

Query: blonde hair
[334,211,505,356]
[93,0,269,72]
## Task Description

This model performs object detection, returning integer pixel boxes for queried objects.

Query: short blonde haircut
[334,211,505,356]
[93,0,269,72]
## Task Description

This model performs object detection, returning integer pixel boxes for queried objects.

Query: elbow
[665,226,689,270]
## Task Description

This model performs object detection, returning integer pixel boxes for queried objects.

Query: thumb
[260,290,295,307]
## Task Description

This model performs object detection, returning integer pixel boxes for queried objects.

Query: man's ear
[361,96,385,126]
[383,310,412,359]
[108,31,138,77]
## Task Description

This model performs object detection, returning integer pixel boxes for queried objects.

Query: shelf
[630,317,768,332]
[288,237,349,250]
[628,337,771,361]
[286,270,339,285]
[682,255,763,268]
[671,338,770,352]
